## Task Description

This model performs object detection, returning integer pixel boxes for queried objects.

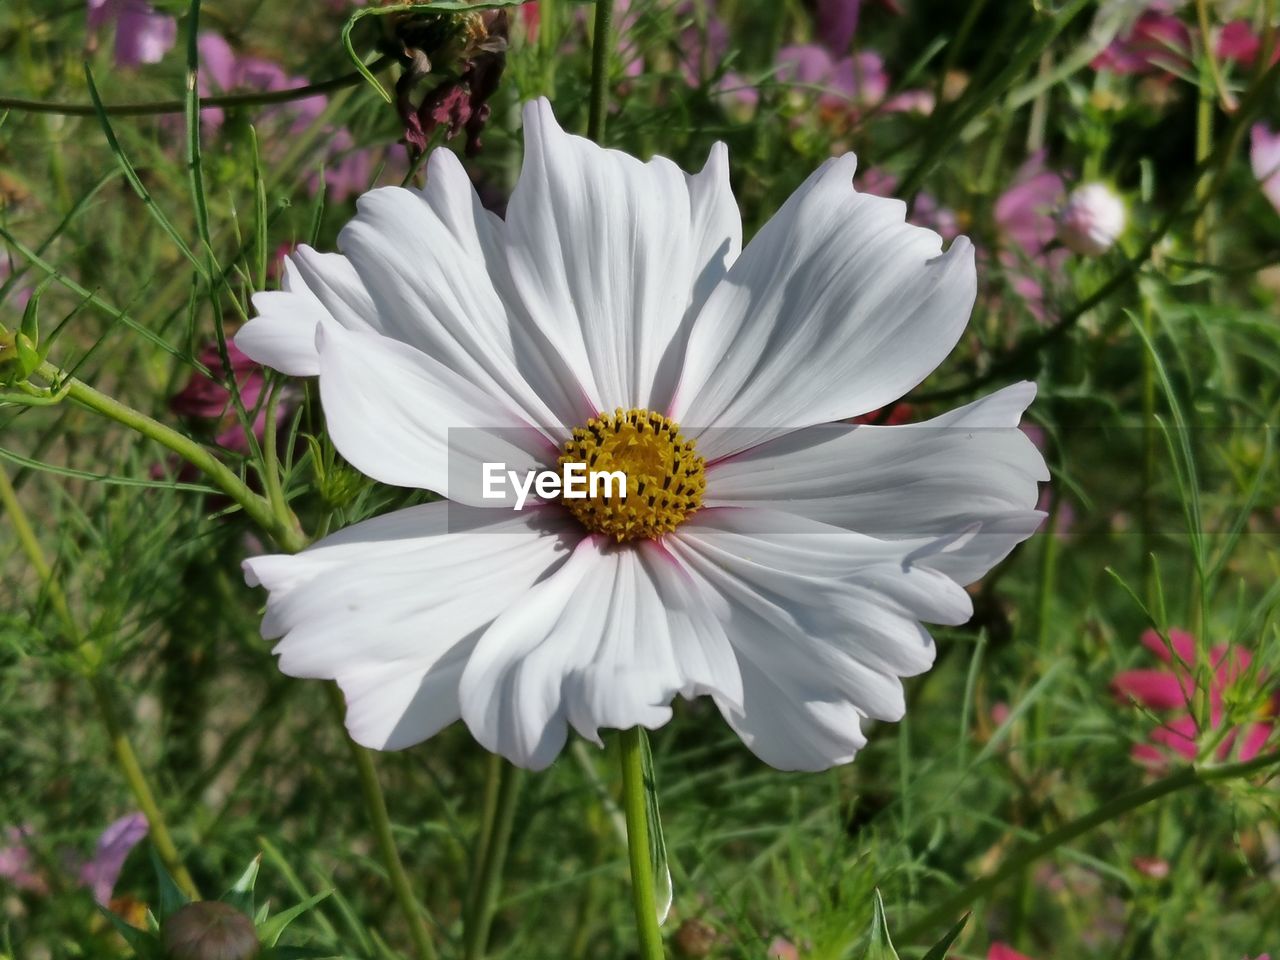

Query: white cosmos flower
[237,98,1047,772]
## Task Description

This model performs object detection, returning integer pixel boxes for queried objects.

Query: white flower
[1057,183,1126,256]
[237,99,1047,772]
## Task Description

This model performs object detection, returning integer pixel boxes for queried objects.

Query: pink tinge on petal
[112,2,177,67]
[1113,669,1189,710]
[1131,742,1167,767]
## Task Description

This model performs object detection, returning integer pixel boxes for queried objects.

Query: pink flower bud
[1057,183,1126,256]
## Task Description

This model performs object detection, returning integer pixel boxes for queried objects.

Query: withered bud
[392,6,509,156]
[162,901,260,960]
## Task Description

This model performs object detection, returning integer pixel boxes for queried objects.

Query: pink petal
[1113,669,1188,709]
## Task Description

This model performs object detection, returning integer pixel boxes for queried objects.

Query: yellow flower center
[558,408,706,542]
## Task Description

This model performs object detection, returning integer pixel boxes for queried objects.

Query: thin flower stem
[325,685,439,960]
[618,728,665,960]
[260,379,289,526]
[463,760,524,960]
[897,749,1280,944]
[586,0,616,143]
[0,56,395,117]
[0,465,200,899]
[32,360,307,553]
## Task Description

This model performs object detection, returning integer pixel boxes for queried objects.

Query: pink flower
[1092,8,1191,77]
[857,169,958,240]
[1217,21,1280,68]
[1057,183,1126,256]
[777,44,888,111]
[1112,629,1276,768]
[989,944,1034,960]
[817,0,862,54]
[993,152,1067,322]
[767,937,800,960]
[87,0,176,67]
[0,825,48,895]
[197,33,326,133]
[1251,124,1280,216]
[169,340,286,462]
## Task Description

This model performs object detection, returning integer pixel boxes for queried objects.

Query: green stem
[326,686,439,960]
[463,760,524,960]
[619,728,665,960]
[0,56,395,117]
[586,0,616,143]
[898,749,1280,943]
[0,466,199,899]
[33,361,307,553]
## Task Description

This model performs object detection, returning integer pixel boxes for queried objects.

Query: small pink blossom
[0,825,48,895]
[989,944,1034,960]
[1132,855,1170,878]
[1251,124,1280,216]
[87,0,177,68]
[1057,183,1126,256]
[767,936,800,960]
[1112,629,1276,769]
[994,152,1068,322]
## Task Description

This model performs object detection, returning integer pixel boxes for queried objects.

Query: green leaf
[221,854,262,917]
[920,912,970,960]
[638,729,673,925]
[96,904,160,957]
[865,889,900,960]
[258,890,334,947]
[150,847,191,922]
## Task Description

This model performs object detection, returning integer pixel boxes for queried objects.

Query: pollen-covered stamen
[558,408,706,542]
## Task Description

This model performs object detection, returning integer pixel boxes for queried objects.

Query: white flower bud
[1057,183,1126,256]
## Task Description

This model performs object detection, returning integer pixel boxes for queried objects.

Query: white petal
[339,185,572,438]
[706,382,1048,584]
[458,536,741,769]
[244,502,579,751]
[663,507,973,770]
[315,324,557,504]
[685,142,743,316]
[670,155,976,460]
[504,98,703,412]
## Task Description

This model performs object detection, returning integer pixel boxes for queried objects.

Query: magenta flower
[1092,7,1191,77]
[1251,124,1280,216]
[1112,629,1276,768]
[77,813,149,906]
[87,0,177,67]
[989,945,1034,960]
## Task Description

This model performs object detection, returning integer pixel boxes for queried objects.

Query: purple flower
[0,814,148,904]
[197,33,326,133]
[777,44,888,110]
[993,152,1067,323]
[1092,6,1191,77]
[77,814,149,906]
[87,0,177,68]
[817,0,861,54]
